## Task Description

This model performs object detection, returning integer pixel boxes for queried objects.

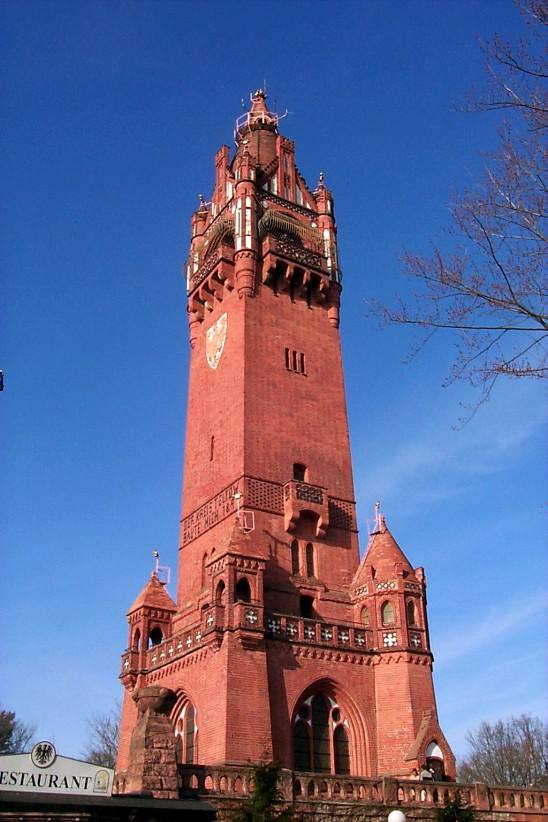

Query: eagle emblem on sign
[206,312,227,370]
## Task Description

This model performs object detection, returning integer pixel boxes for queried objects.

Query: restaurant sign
[0,742,114,796]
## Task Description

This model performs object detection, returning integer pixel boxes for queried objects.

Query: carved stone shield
[206,312,227,370]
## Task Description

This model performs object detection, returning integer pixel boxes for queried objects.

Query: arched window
[132,628,141,651]
[148,626,163,648]
[175,702,197,764]
[216,580,226,607]
[305,543,314,577]
[235,577,251,603]
[290,540,300,575]
[360,606,370,626]
[292,695,351,775]
[381,601,394,626]
[333,725,350,775]
[293,463,307,482]
[407,600,416,625]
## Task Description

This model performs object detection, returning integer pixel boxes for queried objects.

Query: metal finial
[374,501,382,531]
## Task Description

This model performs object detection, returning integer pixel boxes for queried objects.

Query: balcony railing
[265,612,372,651]
[177,764,548,812]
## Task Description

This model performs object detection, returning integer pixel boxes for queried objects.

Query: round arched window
[381,601,394,626]
[407,600,416,625]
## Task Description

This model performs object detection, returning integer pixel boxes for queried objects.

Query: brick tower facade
[116,91,455,788]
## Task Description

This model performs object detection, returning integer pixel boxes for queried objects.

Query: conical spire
[363,514,414,577]
[246,89,277,129]
[127,572,177,615]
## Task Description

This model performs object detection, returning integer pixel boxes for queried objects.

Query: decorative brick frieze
[244,476,283,514]
[261,192,319,219]
[328,497,357,531]
[181,477,357,545]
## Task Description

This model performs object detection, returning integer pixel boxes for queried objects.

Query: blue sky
[1,0,546,761]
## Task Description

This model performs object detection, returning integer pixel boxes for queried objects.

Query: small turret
[351,510,429,653]
[363,513,415,577]
[126,572,177,673]
[234,89,280,170]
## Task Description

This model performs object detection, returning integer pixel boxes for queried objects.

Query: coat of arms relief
[206,312,228,370]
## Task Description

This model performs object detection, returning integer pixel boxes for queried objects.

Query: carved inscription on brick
[182,481,241,545]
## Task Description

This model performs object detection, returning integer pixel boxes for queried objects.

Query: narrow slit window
[291,540,300,575]
[285,348,306,375]
[305,543,314,577]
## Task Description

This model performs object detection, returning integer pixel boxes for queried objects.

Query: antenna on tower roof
[367,501,383,536]
[152,549,171,586]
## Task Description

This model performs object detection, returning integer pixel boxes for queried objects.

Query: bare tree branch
[459,715,548,787]
[370,1,548,415]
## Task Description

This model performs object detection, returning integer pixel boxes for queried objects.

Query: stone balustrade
[121,607,374,677]
[120,602,265,676]
[178,765,548,813]
[266,611,372,652]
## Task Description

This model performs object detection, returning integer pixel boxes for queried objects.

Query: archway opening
[215,580,226,607]
[148,626,163,648]
[235,577,251,603]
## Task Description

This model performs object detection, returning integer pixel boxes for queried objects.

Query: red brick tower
[116,91,455,784]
